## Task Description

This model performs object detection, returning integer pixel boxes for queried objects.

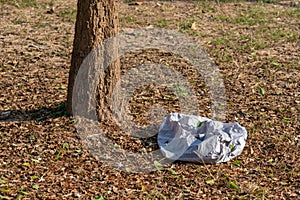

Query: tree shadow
[0,102,68,123]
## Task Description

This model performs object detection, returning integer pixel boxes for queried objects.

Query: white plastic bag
[158,113,247,164]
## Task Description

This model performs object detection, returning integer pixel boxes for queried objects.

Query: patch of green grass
[269,29,299,42]
[234,14,267,26]
[59,8,77,22]
[124,15,136,23]
[257,188,268,198]
[177,19,202,36]
[94,195,106,200]
[19,189,29,195]
[185,29,201,37]
[54,142,69,159]
[205,179,215,185]
[259,87,265,95]
[250,39,268,50]
[169,169,177,175]
[228,181,240,190]
[213,14,230,22]
[211,37,230,45]
[31,175,39,180]
[195,1,217,12]
[1,187,10,193]
[234,16,255,25]
[280,7,300,18]
[271,60,282,68]
[239,35,267,51]
[156,19,172,28]
[12,19,27,25]
[178,19,196,31]
[214,7,270,26]
[0,0,38,8]
[32,184,39,190]
[34,22,50,28]
[234,6,269,26]
[282,118,291,123]
[233,160,241,166]
[255,22,298,47]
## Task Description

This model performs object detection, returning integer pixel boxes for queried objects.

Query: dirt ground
[0,0,299,199]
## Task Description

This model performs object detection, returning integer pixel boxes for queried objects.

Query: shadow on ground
[0,102,68,122]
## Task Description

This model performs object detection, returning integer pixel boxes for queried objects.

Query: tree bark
[67,0,120,121]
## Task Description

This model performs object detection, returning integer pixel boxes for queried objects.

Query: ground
[0,0,299,199]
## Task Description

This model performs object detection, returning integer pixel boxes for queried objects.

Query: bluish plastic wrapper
[158,113,247,164]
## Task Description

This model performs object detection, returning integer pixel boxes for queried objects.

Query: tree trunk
[67,0,120,121]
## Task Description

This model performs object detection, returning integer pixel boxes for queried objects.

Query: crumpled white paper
[157,113,247,164]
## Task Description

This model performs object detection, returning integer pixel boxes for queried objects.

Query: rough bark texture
[67,0,120,121]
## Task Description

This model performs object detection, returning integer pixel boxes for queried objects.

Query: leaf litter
[0,0,299,199]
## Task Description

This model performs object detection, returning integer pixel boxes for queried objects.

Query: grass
[12,19,27,25]
[269,28,299,42]
[213,5,270,25]
[280,7,300,17]
[177,18,202,36]
[157,19,172,28]
[124,15,136,23]
[59,7,77,22]
[0,0,38,8]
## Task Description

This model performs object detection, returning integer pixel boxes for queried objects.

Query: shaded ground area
[0,0,299,199]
